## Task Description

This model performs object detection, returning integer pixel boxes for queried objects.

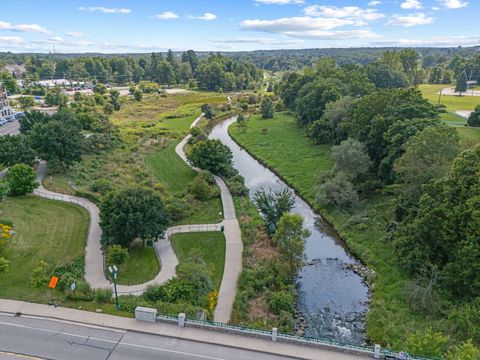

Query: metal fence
[154,313,440,360]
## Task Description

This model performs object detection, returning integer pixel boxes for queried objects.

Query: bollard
[272,327,278,342]
[374,344,381,359]
[178,313,186,327]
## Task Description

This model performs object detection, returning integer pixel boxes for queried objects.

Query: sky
[0,0,478,53]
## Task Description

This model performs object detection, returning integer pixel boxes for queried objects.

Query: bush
[106,244,129,265]
[7,164,38,196]
[405,327,449,357]
[0,180,9,201]
[31,260,50,288]
[261,97,274,119]
[52,259,85,290]
[197,170,216,185]
[165,196,191,222]
[89,179,113,195]
[188,177,212,201]
[268,291,294,315]
[133,89,143,102]
[468,104,480,127]
[95,288,113,303]
[0,257,10,273]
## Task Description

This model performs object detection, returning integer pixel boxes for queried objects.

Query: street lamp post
[108,265,119,310]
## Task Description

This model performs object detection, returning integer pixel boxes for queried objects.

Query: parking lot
[0,119,20,136]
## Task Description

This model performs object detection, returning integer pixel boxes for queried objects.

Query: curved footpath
[33,114,243,323]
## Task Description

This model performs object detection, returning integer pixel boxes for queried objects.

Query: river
[209,117,369,344]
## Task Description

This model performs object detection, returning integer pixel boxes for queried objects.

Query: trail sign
[48,276,59,289]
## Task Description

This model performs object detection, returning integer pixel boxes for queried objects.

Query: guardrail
[150,311,440,360]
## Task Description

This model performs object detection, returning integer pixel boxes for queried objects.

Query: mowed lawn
[0,196,89,301]
[171,232,225,290]
[115,245,160,286]
[419,84,480,112]
[229,112,332,201]
[146,140,196,193]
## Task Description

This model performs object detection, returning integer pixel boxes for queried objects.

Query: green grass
[229,112,456,350]
[230,112,332,201]
[146,141,196,193]
[114,245,160,286]
[455,125,480,148]
[440,112,467,126]
[419,84,480,112]
[176,197,224,225]
[171,232,225,290]
[0,196,89,301]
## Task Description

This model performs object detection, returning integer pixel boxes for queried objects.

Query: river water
[209,117,369,343]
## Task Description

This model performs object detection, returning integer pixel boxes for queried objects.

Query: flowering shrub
[206,290,218,312]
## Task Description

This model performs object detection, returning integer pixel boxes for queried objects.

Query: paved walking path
[32,113,243,322]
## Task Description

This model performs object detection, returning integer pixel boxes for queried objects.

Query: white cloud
[155,12,179,20]
[66,31,83,37]
[0,36,24,44]
[48,36,63,42]
[254,0,304,4]
[401,0,423,9]
[0,21,49,33]
[368,1,382,6]
[304,5,385,23]
[440,0,468,9]
[78,6,131,14]
[189,13,217,21]
[387,12,433,27]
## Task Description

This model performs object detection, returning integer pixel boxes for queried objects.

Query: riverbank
[229,112,450,350]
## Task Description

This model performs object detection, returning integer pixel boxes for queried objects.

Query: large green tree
[29,111,83,168]
[254,188,295,236]
[0,135,36,167]
[100,188,170,248]
[187,139,233,177]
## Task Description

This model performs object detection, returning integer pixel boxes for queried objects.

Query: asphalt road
[0,120,19,136]
[0,315,297,360]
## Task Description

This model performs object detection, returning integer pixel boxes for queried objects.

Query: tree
[201,104,215,120]
[29,111,83,168]
[307,118,332,145]
[394,125,460,209]
[366,63,410,89]
[93,83,107,95]
[109,89,121,111]
[273,214,310,277]
[100,188,170,248]
[6,163,38,196]
[468,104,480,127]
[0,135,36,167]
[323,96,353,144]
[405,327,449,357]
[331,139,372,180]
[17,96,35,111]
[44,86,68,108]
[187,140,233,177]
[446,341,480,360]
[455,71,468,95]
[316,172,359,210]
[254,188,295,236]
[19,110,50,133]
[261,96,274,119]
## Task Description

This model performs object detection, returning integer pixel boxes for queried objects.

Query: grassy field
[0,196,89,301]
[146,140,196,194]
[230,112,332,200]
[230,112,454,349]
[171,232,225,290]
[114,245,160,286]
[419,84,479,112]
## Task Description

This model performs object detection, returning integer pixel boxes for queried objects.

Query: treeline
[275,51,480,356]
[0,50,262,91]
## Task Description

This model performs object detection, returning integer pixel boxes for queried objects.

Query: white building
[0,84,14,120]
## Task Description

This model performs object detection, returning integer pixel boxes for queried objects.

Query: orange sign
[48,276,59,289]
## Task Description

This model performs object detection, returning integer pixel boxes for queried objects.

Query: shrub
[7,164,38,196]
[188,177,212,201]
[197,170,216,185]
[133,89,143,102]
[89,179,113,195]
[94,288,113,303]
[268,291,294,315]
[31,260,50,288]
[405,327,449,357]
[165,196,191,222]
[0,257,10,273]
[261,97,274,119]
[468,104,480,127]
[446,341,480,360]
[106,245,129,266]
[0,180,10,201]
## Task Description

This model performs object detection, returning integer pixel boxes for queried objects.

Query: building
[467,80,478,89]
[0,84,14,120]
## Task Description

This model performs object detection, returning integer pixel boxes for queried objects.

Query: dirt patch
[248,294,277,323]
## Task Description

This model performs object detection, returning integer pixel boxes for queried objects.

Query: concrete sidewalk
[0,299,368,360]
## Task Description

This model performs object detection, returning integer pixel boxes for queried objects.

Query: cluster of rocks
[293,311,308,337]
[346,263,376,286]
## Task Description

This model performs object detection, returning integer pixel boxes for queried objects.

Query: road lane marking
[0,321,228,360]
